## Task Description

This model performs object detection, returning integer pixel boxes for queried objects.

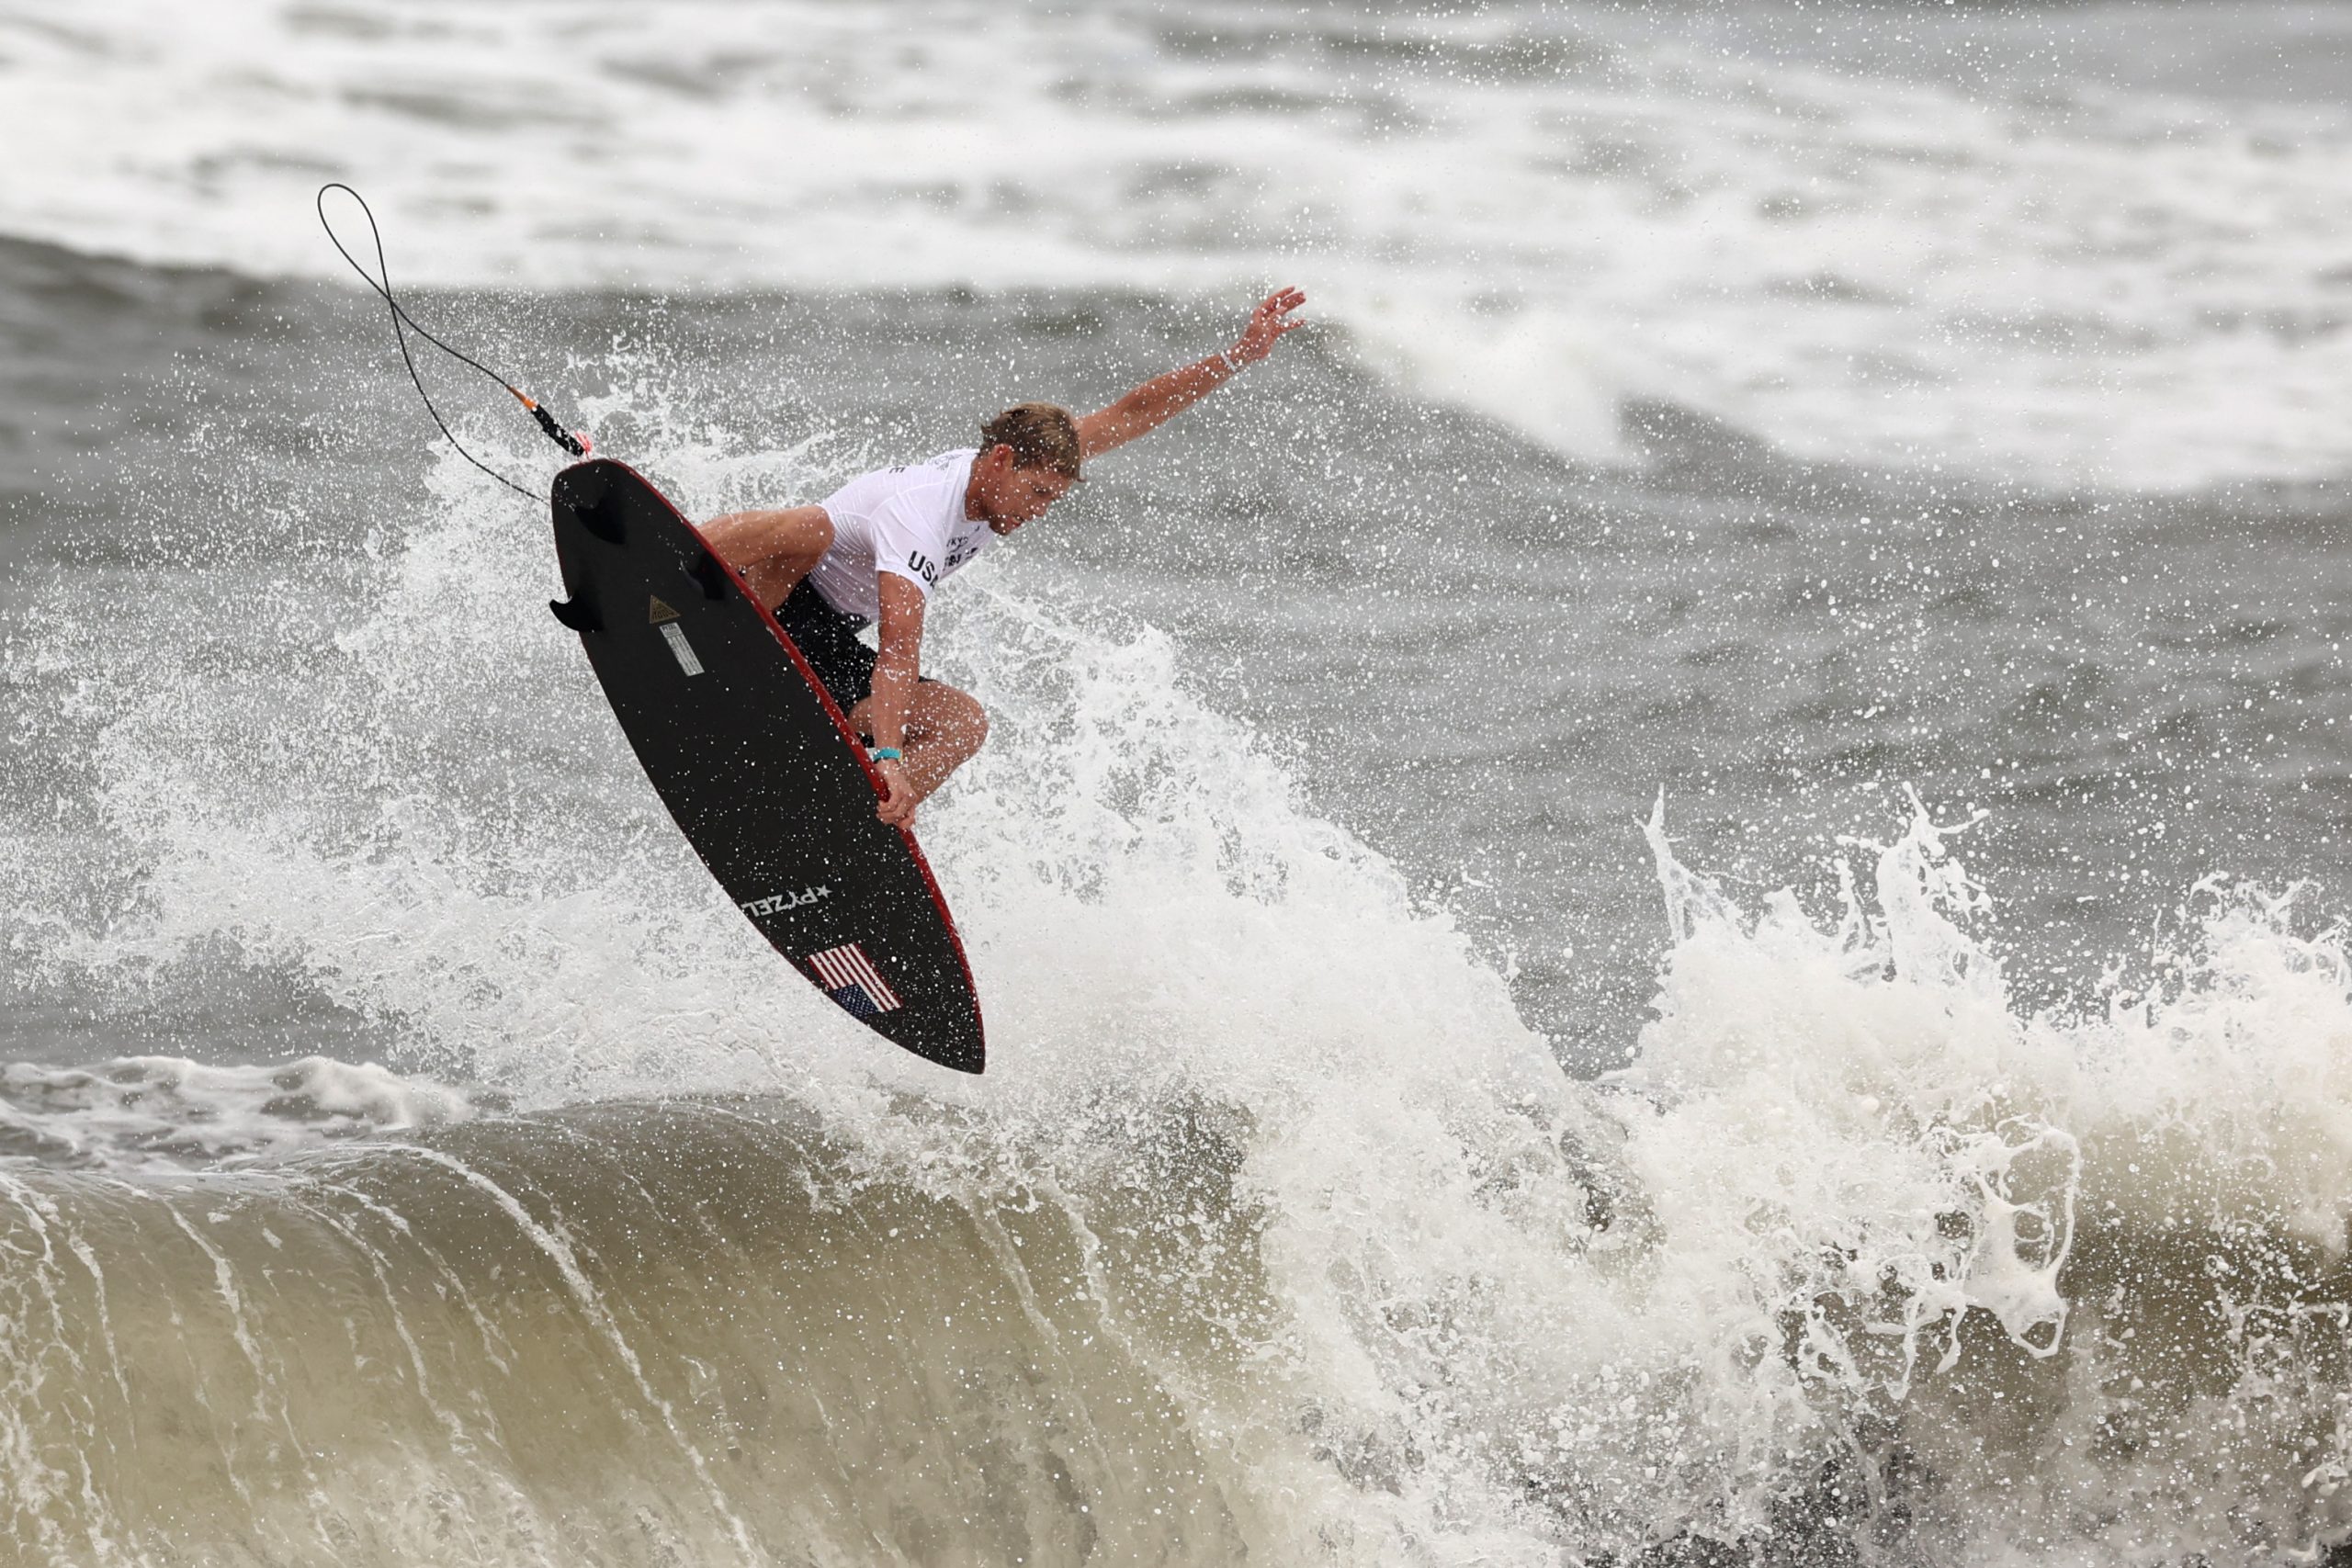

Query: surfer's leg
[703,503,833,609]
[849,681,988,804]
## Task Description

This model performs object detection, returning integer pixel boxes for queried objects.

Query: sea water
[4,1,2352,1562]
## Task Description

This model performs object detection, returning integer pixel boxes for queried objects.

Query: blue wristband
[867,746,902,762]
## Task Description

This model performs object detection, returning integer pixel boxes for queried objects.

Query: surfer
[705,287,1307,828]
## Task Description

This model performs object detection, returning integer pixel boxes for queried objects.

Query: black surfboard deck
[547,458,984,1073]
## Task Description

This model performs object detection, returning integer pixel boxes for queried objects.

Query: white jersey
[805,449,998,622]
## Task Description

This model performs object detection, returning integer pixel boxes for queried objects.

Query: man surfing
[704,287,1307,829]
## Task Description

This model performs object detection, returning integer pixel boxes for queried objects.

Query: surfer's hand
[1231,288,1306,365]
[875,759,917,829]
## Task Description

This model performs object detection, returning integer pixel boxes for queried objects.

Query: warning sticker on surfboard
[546,458,985,1072]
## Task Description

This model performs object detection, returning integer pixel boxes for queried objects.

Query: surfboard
[545,458,985,1073]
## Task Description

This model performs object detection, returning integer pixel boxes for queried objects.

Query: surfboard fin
[548,595,601,633]
[688,552,731,602]
[552,466,628,546]
[572,498,627,546]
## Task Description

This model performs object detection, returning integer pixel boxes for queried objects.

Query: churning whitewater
[9,0,2352,489]
[7,0,2352,1562]
[9,415,2352,1562]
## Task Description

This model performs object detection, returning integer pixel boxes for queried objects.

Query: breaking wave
[6,412,2352,1558]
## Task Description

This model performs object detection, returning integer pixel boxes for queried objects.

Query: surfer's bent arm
[1076,287,1307,458]
[866,573,926,818]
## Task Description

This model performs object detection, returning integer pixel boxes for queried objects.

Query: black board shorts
[773,577,933,714]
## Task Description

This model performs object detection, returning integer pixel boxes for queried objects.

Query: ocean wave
[8,130,2352,1559]
[0,1055,488,1170]
[9,391,2352,1556]
[7,792,2352,1562]
[6,0,2350,488]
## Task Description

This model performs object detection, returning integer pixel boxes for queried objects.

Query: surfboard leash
[315,183,592,501]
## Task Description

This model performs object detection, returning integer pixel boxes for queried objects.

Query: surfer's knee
[922,685,988,757]
[758,505,832,576]
[706,504,831,575]
[797,505,835,566]
[955,690,989,751]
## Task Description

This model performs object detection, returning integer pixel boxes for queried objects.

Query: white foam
[6,0,2350,489]
[1613,792,2352,1555]
[0,1055,482,1170]
[13,364,2352,1557]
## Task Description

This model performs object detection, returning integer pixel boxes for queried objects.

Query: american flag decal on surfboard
[806,942,903,1017]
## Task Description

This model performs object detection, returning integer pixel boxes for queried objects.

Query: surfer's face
[970,449,1076,535]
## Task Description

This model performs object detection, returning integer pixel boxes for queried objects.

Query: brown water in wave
[0,1100,1257,1567]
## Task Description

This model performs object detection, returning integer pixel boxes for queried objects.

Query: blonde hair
[979,402,1083,480]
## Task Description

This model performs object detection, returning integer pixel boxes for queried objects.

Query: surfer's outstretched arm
[1076,287,1306,458]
